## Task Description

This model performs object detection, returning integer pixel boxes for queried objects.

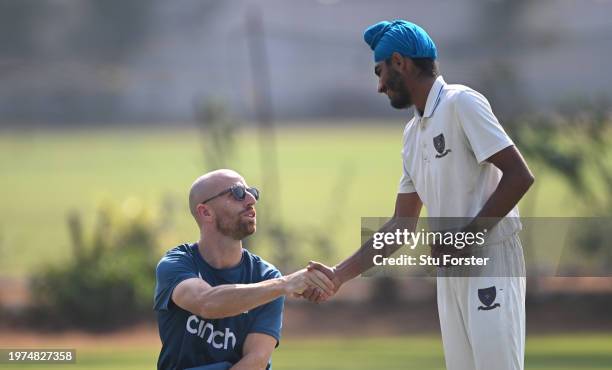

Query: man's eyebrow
[374,65,381,76]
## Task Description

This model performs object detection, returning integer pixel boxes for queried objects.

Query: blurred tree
[195,99,240,170]
[29,199,161,331]
[513,101,612,273]
[514,101,611,213]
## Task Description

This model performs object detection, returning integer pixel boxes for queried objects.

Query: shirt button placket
[419,118,429,162]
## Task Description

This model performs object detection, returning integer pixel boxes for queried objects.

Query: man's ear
[198,204,213,221]
[391,52,405,69]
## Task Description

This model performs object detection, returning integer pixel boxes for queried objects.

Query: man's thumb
[308,261,334,280]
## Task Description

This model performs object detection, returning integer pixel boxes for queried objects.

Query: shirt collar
[416,75,446,119]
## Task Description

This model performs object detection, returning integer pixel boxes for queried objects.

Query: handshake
[281,261,342,303]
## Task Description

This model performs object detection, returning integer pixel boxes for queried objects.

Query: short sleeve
[397,130,416,194]
[398,155,416,193]
[154,251,198,311]
[455,90,514,164]
[248,270,285,346]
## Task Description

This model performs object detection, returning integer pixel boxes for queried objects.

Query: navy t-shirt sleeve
[154,250,199,311]
[248,269,285,345]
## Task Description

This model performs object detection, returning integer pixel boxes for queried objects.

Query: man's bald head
[189,169,245,219]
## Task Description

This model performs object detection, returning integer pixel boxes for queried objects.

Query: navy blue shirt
[154,243,284,370]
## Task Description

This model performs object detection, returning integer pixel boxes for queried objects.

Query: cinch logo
[186,315,236,350]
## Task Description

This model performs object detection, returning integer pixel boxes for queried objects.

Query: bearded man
[154,169,333,370]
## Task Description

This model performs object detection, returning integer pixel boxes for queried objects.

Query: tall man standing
[155,169,333,370]
[306,20,534,370]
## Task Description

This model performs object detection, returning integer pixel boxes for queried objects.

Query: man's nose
[378,80,386,94]
[244,191,257,205]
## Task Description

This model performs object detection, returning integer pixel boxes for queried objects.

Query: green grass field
[0,126,597,276]
[2,335,611,369]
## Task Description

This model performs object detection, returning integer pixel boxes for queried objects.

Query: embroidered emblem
[433,133,451,158]
[478,286,501,311]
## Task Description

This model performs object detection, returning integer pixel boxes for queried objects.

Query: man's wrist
[332,265,349,286]
[277,276,292,295]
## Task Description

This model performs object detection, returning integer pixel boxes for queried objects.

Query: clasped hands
[285,261,342,303]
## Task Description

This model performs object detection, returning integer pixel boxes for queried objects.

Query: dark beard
[387,69,412,109]
[215,214,255,240]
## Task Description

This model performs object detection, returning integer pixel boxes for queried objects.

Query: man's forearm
[230,333,276,370]
[468,170,534,233]
[465,146,534,234]
[198,278,285,319]
[334,216,419,284]
[230,353,269,370]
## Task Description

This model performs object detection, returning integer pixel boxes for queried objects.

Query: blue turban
[364,20,437,62]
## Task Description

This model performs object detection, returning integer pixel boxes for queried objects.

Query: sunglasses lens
[231,186,246,200]
[247,187,259,200]
[230,185,259,201]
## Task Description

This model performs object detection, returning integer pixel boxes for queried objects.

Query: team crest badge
[478,286,501,310]
[433,133,451,158]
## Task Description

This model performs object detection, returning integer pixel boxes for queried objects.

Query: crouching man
[154,169,333,370]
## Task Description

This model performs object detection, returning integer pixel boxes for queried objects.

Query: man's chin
[238,222,256,239]
[390,99,411,109]
[247,224,256,235]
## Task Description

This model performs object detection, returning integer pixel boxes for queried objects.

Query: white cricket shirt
[399,76,521,242]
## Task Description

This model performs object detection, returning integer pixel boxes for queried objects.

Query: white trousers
[437,234,526,370]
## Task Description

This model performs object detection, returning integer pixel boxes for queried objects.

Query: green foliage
[510,104,612,271]
[512,103,612,213]
[29,199,161,331]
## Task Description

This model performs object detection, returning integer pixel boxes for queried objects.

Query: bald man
[154,169,333,370]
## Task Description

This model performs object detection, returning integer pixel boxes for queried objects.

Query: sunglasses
[201,184,260,204]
